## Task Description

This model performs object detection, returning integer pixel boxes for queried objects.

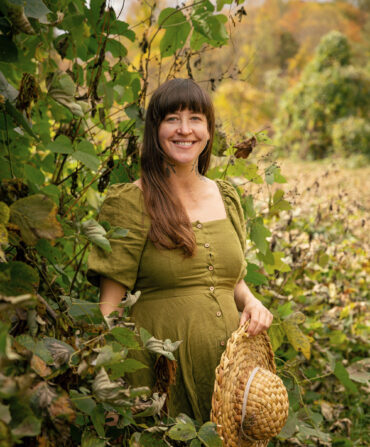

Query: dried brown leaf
[31,355,52,378]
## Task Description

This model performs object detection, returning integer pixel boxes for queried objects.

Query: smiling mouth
[172,141,196,146]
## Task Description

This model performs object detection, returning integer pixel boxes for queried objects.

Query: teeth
[174,141,194,146]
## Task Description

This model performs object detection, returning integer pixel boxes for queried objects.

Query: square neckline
[130,179,229,225]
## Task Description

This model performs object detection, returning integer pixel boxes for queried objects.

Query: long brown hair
[141,78,215,256]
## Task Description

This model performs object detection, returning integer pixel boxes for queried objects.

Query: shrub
[332,116,370,157]
[273,31,370,159]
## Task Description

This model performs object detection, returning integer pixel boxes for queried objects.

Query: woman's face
[158,108,210,168]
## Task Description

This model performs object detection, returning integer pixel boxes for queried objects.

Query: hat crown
[241,368,289,441]
[211,324,289,447]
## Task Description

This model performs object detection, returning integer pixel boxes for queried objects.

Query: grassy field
[239,157,369,445]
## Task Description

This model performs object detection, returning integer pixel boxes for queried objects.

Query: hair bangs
[153,79,212,123]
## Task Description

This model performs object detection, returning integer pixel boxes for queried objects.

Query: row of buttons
[196,221,225,347]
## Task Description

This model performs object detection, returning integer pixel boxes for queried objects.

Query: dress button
[220,340,225,346]
[216,311,222,317]
[196,223,202,229]
[209,286,215,292]
[204,243,210,248]
[208,265,214,271]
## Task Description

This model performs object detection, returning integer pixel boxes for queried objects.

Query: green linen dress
[87,179,247,422]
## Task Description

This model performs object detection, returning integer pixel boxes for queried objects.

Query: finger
[261,311,271,331]
[247,311,260,335]
[252,310,270,335]
[239,311,250,327]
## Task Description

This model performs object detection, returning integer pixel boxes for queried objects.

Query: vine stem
[69,242,89,294]
[3,110,15,178]
[140,0,204,107]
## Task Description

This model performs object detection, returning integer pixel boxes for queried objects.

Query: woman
[87,78,273,422]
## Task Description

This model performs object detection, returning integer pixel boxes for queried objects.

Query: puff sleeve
[87,183,150,290]
[216,179,247,281]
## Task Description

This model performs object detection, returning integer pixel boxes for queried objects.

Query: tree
[273,31,370,159]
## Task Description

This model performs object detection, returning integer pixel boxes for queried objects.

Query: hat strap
[239,366,260,442]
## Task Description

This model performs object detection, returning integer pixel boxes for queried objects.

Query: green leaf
[245,263,268,285]
[268,323,285,351]
[190,30,208,51]
[0,71,18,101]
[334,361,358,394]
[277,410,298,440]
[168,422,197,441]
[11,414,41,438]
[190,440,202,447]
[66,297,104,324]
[9,0,51,19]
[110,358,147,380]
[264,252,291,274]
[16,334,54,363]
[0,261,39,295]
[106,38,127,57]
[46,135,73,154]
[72,151,100,172]
[197,422,222,447]
[158,8,191,58]
[216,0,233,11]
[207,14,228,46]
[95,344,122,367]
[269,189,291,214]
[257,248,274,265]
[47,71,84,117]
[250,220,271,254]
[0,36,18,62]
[244,194,256,218]
[5,100,38,139]
[81,219,111,252]
[107,227,128,239]
[265,164,287,184]
[24,164,45,186]
[10,194,63,245]
[70,390,96,415]
[91,404,105,437]
[72,140,100,171]
[139,327,152,345]
[40,184,60,204]
[81,430,106,447]
[136,432,168,447]
[111,326,139,349]
[297,421,331,443]
[109,20,135,41]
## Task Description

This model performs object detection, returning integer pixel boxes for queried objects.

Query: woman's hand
[234,279,273,336]
[239,295,273,336]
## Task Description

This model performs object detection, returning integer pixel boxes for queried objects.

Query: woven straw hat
[211,322,289,447]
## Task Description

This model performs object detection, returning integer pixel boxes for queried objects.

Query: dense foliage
[0,1,368,446]
[273,31,370,159]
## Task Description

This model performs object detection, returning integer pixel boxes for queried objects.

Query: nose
[176,118,192,135]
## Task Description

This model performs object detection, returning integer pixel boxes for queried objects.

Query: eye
[165,115,178,122]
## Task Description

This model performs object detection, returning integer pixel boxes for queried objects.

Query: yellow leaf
[0,224,8,246]
[282,312,311,360]
[284,311,306,325]
[0,202,10,225]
